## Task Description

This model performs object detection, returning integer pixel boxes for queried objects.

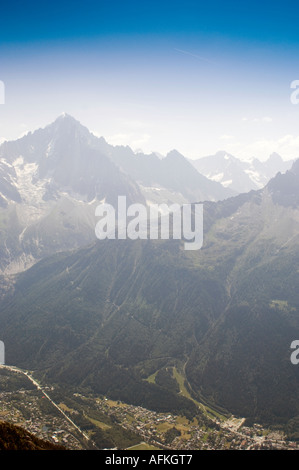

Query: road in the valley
[0,364,92,444]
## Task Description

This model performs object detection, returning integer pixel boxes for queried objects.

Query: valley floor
[0,365,297,451]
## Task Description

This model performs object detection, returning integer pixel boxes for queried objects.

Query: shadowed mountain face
[267,158,299,207]
[0,159,298,424]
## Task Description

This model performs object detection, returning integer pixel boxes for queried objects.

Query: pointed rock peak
[266,158,299,203]
[46,114,91,139]
[166,149,186,160]
[268,152,283,163]
[53,113,82,126]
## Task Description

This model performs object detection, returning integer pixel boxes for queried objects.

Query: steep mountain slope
[187,159,299,423]
[0,160,298,424]
[0,238,216,416]
[0,160,21,207]
[0,421,66,450]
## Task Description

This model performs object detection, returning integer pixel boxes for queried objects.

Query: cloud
[242,116,273,123]
[224,134,299,161]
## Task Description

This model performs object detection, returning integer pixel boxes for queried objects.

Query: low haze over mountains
[0,115,233,274]
[0,115,293,274]
[0,115,298,431]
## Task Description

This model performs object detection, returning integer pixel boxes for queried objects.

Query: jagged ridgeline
[0,159,298,425]
[0,114,234,275]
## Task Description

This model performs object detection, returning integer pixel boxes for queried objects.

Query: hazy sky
[1,0,299,161]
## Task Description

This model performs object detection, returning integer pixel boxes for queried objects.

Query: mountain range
[0,115,298,430]
[0,114,236,274]
[190,151,293,193]
[0,114,292,275]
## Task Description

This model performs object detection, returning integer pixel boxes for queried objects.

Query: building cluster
[0,372,298,451]
[0,389,83,449]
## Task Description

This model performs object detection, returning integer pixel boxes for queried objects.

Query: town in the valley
[0,365,297,451]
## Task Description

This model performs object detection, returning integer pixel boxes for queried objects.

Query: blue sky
[1,0,299,160]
